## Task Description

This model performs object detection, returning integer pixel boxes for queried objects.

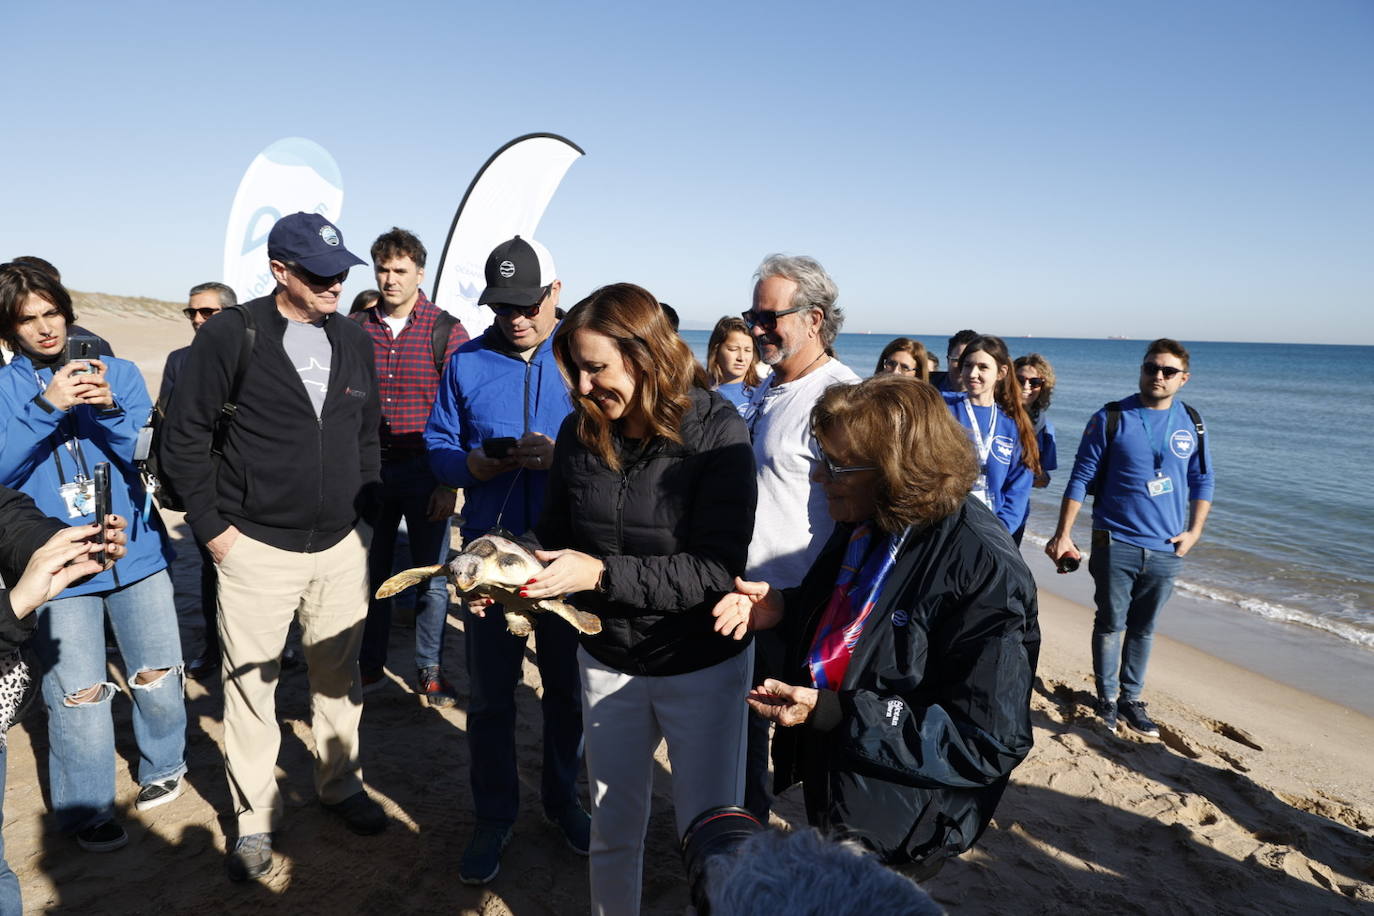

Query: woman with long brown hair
[945,334,1040,532]
[519,283,757,916]
[711,375,1038,877]
[1013,352,1059,543]
[705,315,762,411]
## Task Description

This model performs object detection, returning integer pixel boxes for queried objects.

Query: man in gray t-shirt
[740,253,859,822]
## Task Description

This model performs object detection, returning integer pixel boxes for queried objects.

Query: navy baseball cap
[478,236,558,307]
[267,212,366,276]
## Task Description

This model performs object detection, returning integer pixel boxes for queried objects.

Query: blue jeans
[0,744,19,916]
[360,455,452,674]
[466,602,583,826]
[32,570,187,832]
[1088,533,1182,703]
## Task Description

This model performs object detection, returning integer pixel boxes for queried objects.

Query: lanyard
[1139,403,1177,474]
[34,368,91,483]
[962,398,997,469]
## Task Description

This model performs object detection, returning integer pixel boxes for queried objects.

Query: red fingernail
[525,578,536,585]
[518,589,528,597]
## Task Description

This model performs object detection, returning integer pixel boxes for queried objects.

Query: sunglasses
[489,287,549,319]
[290,265,349,288]
[1019,376,1045,389]
[881,358,918,375]
[182,307,220,320]
[816,447,876,481]
[740,304,808,331]
[1141,362,1185,379]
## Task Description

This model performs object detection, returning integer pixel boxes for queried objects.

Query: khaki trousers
[216,527,370,835]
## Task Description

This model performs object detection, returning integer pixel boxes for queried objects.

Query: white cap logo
[499,260,516,279]
[319,225,340,247]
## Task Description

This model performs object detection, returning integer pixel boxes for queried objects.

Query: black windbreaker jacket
[772,497,1040,867]
[530,387,757,676]
[160,295,381,553]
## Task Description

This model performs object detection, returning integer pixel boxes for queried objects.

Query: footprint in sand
[1202,716,1264,751]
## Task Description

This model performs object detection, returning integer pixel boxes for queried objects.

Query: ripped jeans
[32,569,187,832]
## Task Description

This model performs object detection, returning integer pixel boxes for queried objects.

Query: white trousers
[579,645,752,916]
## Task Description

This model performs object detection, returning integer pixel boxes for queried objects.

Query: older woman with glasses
[517,283,757,916]
[872,337,930,382]
[712,375,1038,878]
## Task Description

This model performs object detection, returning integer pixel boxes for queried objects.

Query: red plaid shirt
[357,290,469,452]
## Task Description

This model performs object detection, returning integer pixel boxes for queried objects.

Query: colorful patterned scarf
[806,522,910,690]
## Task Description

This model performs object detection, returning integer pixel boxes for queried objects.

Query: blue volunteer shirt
[1063,394,1215,552]
[944,393,1032,532]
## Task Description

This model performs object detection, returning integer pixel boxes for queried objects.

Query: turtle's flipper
[541,599,603,635]
[504,610,535,637]
[376,565,447,599]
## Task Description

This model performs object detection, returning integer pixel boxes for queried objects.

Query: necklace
[778,349,828,385]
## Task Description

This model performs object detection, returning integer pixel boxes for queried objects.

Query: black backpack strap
[211,305,256,457]
[431,311,458,376]
[1181,402,1207,476]
[1087,401,1122,499]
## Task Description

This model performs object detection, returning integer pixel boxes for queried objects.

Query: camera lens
[681,806,765,916]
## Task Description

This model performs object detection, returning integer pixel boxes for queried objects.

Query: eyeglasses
[881,358,918,375]
[1018,376,1045,389]
[1141,362,1184,379]
[740,304,808,331]
[489,287,549,319]
[290,265,349,288]
[816,447,876,481]
[182,307,220,320]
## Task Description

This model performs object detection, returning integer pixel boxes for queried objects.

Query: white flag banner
[222,137,345,301]
[431,134,584,334]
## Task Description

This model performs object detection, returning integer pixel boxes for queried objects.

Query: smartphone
[482,436,517,459]
[92,462,112,566]
[65,335,100,374]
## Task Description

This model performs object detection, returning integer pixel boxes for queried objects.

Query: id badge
[59,480,95,519]
[971,474,993,509]
[1147,475,1174,498]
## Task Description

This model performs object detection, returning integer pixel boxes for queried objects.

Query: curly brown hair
[1014,352,1056,416]
[811,376,977,533]
[553,283,709,471]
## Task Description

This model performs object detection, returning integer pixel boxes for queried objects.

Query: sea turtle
[376,534,603,637]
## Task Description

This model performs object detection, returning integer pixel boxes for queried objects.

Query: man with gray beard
[739,254,859,822]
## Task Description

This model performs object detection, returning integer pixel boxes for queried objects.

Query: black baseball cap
[267,212,366,276]
[478,236,558,307]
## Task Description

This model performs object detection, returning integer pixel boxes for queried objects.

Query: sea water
[684,331,1374,653]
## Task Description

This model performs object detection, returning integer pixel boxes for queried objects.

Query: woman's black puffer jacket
[530,386,757,676]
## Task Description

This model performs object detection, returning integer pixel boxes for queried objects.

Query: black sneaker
[459,824,512,885]
[417,666,457,708]
[76,820,128,852]
[226,832,273,881]
[544,804,590,856]
[1095,698,1119,731]
[135,775,185,812]
[322,791,388,835]
[1118,699,1160,737]
[186,653,221,681]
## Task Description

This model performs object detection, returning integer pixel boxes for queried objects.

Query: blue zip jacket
[0,353,171,596]
[1063,394,1215,552]
[944,393,1032,533]
[424,323,573,538]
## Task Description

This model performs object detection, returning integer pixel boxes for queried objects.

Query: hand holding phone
[482,437,517,459]
[92,462,112,566]
[65,335,99,375]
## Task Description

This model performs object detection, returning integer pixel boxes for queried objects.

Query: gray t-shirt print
[283,319,331,417]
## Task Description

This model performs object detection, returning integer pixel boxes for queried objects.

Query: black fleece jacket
[0,485,66,650]
[530,387,757,676]
[160,295,381,553]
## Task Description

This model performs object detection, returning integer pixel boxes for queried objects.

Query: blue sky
[3,0,1371,343]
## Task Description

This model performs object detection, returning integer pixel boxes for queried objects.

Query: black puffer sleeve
[600,398,757,613]
[0,485,66,650]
